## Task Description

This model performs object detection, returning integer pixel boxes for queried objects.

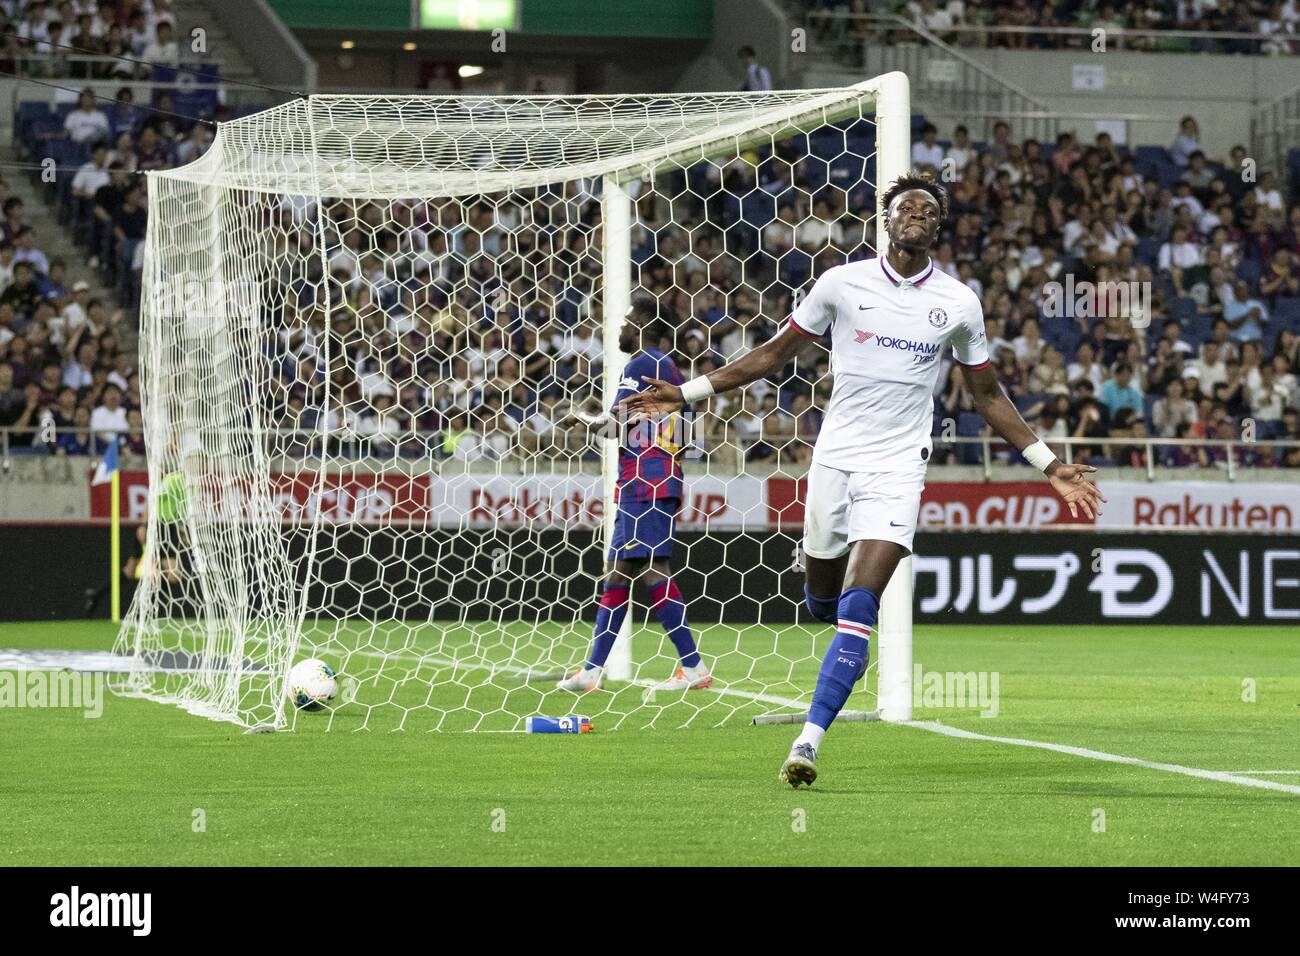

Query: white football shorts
[801,462,925,558]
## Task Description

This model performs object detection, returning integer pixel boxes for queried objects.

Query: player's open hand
[1047,462,1107,520]
[617,377,684,420]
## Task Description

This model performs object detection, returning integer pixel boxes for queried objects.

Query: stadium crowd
[0,1,1297,471]
[803,0,1300,53]
[0,1,217,461]
[242,106,1300,472]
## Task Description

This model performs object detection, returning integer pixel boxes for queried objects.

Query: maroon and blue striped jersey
[613,349,688,504]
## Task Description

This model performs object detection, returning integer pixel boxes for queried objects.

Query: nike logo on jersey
[857,304,875,310]
[889,521,907,528]
[853,329,876,344]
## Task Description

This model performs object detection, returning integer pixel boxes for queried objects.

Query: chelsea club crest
[927,307,948,329]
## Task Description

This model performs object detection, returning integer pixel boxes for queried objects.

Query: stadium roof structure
[150,75,908,199]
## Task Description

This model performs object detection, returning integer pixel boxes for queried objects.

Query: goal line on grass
[342,645,879,719]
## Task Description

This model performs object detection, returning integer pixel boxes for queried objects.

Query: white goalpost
[112,73,914,730]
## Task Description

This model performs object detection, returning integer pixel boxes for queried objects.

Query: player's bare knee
[608,559,646,587]
[643,559,672,587]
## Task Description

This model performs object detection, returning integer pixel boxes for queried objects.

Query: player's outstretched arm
[960,363,1107,520]
[619,324,810,417]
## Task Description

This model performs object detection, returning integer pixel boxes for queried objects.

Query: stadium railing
[807,12,1058,143]
[5,55,268,117]
[1252,82,1300,187]
[3,427,1297,481]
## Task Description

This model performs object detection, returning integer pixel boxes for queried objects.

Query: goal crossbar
[150,75,908,199]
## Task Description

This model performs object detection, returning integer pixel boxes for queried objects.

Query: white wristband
[1022,439,1057,473]
[679,376,715,403]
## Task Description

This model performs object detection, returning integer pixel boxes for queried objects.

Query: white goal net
[112,75,914,731]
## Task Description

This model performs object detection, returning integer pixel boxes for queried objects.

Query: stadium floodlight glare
[112,74,915,730]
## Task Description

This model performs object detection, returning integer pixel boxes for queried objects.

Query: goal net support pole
[601,174,634,682]
[872,71,914,724]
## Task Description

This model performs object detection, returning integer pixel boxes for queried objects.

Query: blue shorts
[608,497,679,561]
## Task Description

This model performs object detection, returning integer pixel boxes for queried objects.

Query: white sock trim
[794,721,825,753]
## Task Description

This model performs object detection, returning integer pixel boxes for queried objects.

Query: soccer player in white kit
[620,173,1106,787]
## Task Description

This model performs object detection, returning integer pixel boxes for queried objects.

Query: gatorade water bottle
[526,715,593,734]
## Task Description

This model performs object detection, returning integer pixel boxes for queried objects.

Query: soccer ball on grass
[286,659,339,710]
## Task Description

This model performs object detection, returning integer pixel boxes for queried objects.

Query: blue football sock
[803,584,839,625]
[649,579,700,668]
[807,587,879,730]
[587,583,630,669]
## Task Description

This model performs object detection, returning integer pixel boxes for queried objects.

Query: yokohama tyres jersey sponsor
[790,256,990,475]
[613,348,687,504]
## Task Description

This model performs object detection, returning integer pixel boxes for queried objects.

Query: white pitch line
[906,721,1300,797]
[1217,771,1300,776]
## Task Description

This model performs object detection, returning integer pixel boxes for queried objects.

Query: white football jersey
[790,255,990,475]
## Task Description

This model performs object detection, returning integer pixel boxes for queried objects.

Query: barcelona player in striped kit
[557,300,712,694]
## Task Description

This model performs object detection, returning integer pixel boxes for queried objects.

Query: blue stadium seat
[1054,329,1081,358]
[845,118,874,156]
[957,412,985,465]
[799,156,830,193]
[1155,164,1183,189]
[739,188,775,227]
[1135,237,1161,267]
[26,116,61,139]
[828,152,866,188]
[16,101,51,142]
[1171,297,1198,322]
[1134,145,1172,167]
[1014,392,1044,414]
[169,91,220,120]
[778,251,812,287]
[1236,257,1261,285]
[1274,297,1300,331]
[1260,323,1280,357]
[808,128,845,159]
[1184,313,1214,344]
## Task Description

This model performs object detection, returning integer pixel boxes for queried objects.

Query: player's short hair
[628,297,670,343]
[881,172,949,225]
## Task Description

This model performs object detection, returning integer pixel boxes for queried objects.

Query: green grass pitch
[1,620,1297,866]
